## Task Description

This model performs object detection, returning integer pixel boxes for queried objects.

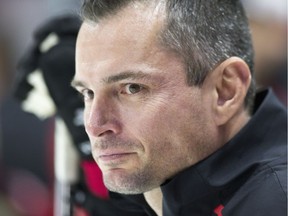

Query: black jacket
[112,89,287,216]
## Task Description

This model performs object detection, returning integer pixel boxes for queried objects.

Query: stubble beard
[103,161,161,194]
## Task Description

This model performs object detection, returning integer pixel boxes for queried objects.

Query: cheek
[122,99,210,177]
[123,107,180,158]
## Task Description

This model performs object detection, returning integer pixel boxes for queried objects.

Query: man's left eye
[123,83,143,94]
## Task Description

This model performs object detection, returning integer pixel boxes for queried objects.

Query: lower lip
[98,153,135,162]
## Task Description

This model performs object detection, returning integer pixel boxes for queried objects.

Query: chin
[103,168,156,194]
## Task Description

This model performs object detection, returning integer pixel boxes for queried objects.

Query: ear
[213,57,251,126]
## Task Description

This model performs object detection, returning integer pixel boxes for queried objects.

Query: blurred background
[0,0,286,216]
[0,1,81,216]
[242,0,287,104]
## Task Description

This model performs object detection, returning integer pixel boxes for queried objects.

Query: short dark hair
[81,0,256,111]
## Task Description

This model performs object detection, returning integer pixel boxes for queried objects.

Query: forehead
[75,2,184,85]
[77,2,166,53]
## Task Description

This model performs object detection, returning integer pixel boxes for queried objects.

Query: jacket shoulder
[224,158,287,216]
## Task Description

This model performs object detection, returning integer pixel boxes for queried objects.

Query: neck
[144,187,163,216]
[224,109,251,143]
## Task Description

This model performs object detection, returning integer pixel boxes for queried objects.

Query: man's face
[74,4,215,194]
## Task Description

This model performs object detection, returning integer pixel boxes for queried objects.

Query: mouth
[97,152,136,163]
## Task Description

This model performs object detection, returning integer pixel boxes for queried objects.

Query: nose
[84,96,121,137]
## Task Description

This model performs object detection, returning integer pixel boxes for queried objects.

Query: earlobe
[214,57,251,126]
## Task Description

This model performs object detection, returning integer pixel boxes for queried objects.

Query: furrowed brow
[104,71,152,84]
[70,71,154,89]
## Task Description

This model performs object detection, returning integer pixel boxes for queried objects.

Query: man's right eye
[81,89,94,101]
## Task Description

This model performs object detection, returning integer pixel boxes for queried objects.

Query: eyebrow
[71,71,153,88]
[104,71,152,84]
